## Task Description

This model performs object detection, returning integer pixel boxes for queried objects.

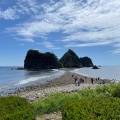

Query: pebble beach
[11,68,111,102]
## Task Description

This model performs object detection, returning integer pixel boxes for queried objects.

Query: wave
[16,69,66,85]
[51,69,59,72]
[16,76,51,85]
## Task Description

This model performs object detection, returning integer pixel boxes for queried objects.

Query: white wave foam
[16,76,50,85]
[16,69,66,85]
[52,69,59,72]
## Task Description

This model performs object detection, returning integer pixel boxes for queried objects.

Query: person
[81,78,84,83]
[78,78,81,86]
[72,74,74,77]
[91,78,94,84]
[102,80,105,84]
[74,76,78,86]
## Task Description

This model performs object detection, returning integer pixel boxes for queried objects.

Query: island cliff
[59,49,81,68]
[24,49,62,70]
[24,49,94,70]
[79,56,93,67]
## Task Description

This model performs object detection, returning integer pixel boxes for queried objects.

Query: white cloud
[17,0,40,15]
[15,37,34,42]
[37,41,61,49]
[6,20,61,39]
[113,42,120,48]
[65,41,112,47]
[0,8,18,20]
[3,0,120,54]
[111,49,120,54]
[0,0,40,20]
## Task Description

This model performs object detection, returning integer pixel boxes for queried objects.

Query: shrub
[61,97,120,120]
[112,83,120,98]
[32,92,82,115]
[78,85,112,98]
[0,96,35,120]
[32,84,120,116]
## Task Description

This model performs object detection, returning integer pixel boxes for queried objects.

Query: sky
[0,0,120,66]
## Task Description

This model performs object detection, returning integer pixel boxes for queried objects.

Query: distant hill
[24,49,62,70]
[59,49,82,68]
[79,57,94,67]
[24,49,94,70]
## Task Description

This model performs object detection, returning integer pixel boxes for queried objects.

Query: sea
[0,66,120,96]
[0,67,66,96]
[71,66,120,81]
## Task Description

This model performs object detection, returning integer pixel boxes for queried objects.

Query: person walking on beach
[80,78,84,83]
[78,78,81,86]
[74,76,78,86]
[91,78,94,84]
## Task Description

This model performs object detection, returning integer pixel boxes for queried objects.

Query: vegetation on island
[24,49,94,70]
[79,56,93,67]
[24,49,62,70]
[59,49,81,68]
[1,83,120,119]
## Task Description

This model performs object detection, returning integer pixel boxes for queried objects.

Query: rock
[16,67,24,70]
[59,49,81,68]
[79,56,94,67]
[24,49,62,70]
[92,65,99,69]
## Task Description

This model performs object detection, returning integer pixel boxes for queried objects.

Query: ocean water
[1,66,120,96]
[71,66,120,81]
[0,67,66,96]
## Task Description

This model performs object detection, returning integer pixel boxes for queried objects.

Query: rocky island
[24,49,62,70]
[24,49,94,70]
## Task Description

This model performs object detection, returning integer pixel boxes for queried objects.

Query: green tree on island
[79,56,94,67]
[60,49,81,68]
[24,49,94,69]
[24,49,62,70]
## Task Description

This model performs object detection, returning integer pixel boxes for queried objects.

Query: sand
[10,68,111,102]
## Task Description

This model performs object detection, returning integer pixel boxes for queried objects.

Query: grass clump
[33,83,120,118]
[33,92,82,115]
[112,83,120,98]
[61,97,120,120]
[0,96,36,120]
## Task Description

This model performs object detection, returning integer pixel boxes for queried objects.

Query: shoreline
[10,68,111,102]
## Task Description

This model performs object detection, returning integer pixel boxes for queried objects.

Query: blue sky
[0,0,120,66]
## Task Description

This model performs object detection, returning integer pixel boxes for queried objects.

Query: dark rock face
[24,49,62,70]
[92,65,99,69]
[59,49,81,68]
[16,67,24,70]
[79,57,94,67]
[24,49,94,69]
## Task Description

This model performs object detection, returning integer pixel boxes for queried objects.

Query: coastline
[10,68,111,102]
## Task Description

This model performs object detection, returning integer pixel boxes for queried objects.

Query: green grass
[33,83,120,116]
[62,97,120,120]
[1,83,120,119]
[32,92,82,114]
[0,96,36,120]
[112,84,120,98]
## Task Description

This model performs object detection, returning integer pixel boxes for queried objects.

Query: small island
[92,65,99,69]
[16,67,24,70]
[24,49,94,70]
